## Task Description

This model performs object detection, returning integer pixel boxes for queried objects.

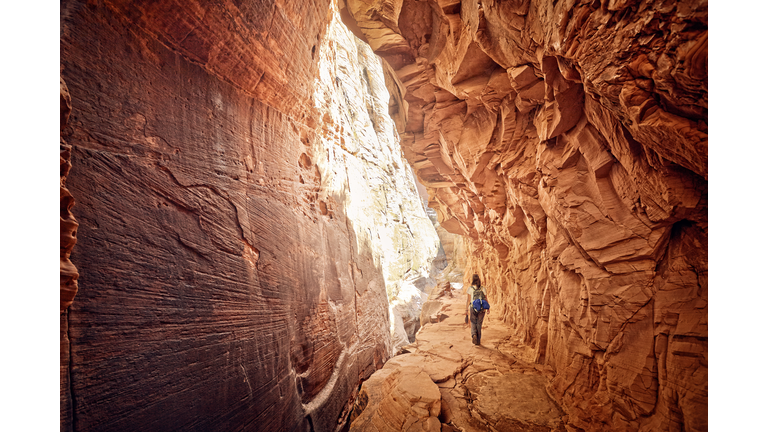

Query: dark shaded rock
[60,76,78,312]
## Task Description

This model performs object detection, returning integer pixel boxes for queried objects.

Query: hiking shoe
[472,335,478,345]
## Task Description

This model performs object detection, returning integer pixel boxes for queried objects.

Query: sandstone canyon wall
[342,0,707,430]
[60,74,79,432]
[60,1,440,430]
[312,6,443,355]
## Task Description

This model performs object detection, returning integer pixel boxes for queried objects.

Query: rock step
[349,287,571,431]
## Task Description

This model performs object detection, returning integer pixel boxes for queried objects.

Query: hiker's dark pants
[470,309,486,343]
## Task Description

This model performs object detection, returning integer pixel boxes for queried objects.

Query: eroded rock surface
[60,76,78,432]
[60,76,78,312]
[60,1,438,431]
[350,286,569,431]
[342,0,707,430]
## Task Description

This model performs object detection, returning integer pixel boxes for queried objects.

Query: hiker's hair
[471,274,481,287]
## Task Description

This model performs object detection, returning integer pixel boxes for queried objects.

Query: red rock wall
[342,0,707,430]
[61,75,78,432]
[61,76,79,314]
[61,1,392,430]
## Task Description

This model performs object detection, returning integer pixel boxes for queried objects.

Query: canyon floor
[349,285,570,432]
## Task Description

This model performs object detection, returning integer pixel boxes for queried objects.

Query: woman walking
[464,274,489,345]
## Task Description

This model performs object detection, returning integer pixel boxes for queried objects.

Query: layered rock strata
[60,1,439,431]
[342,0,707,430]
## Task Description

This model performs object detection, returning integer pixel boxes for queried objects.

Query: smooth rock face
[312,7,442,356]
[60,1,438,431]
[342,0,707,430]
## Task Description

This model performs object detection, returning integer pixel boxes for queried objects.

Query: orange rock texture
[342,0,707,430]
[59,0,443,430]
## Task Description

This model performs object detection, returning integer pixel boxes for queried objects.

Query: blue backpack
[471,287,490,312]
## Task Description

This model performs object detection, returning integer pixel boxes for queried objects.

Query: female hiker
[464,274,489,345]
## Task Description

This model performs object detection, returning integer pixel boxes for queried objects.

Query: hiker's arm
[465,291,470,316]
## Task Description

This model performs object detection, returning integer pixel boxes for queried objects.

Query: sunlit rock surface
[387,205,467,353]
[342,0,707,430]
[314,11,440,294]
[60,0,438,430]
[389,277,429,350]
[425,205,466,282]
[312,12,442,355]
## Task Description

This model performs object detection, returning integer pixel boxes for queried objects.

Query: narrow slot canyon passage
[59,0,708,431]
[349,283,570,431]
